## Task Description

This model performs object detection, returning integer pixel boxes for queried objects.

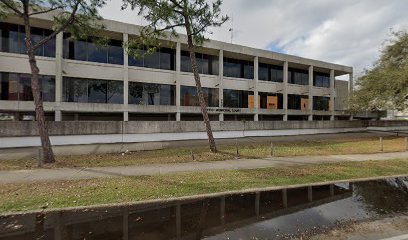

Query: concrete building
[0,14,353,122]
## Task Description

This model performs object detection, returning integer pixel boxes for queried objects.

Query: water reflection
[0,177,407,240]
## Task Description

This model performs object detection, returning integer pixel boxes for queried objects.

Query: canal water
[0,177,407,239]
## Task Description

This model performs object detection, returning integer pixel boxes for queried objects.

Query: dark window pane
[0,23,20,53]
[243,63,254,79]
[0,72,18,100]
[159,84,175,105]
[18,74,33,101]
[31,27,43,56]
[223,58,241,78]
[144,50,160,69]
[63,77,88,102]
[128,82,175,106]
[107,81,123,104]
[210,56,219,75]
[181,86,198,106]
[128,48,145,67]
[160,48,175,70]
[43,29,56,57]
[88,80,107,103]
[181,51,192,72]
[259,64,269,81]
[223,89,251,108]
[41,76,55,102]
[289,68,308,85]
[88,42,107,63]
[108,40,124,65]
[74,40,88,61]
[201,54,210,75]
[313,96,330,111]
[128,82,143,104]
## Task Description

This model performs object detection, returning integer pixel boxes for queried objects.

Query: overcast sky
[100,0,408,77]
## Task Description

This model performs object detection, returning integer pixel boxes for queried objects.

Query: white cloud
[100,0,408,77]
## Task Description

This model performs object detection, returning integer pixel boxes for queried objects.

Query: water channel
[1,176,407,239]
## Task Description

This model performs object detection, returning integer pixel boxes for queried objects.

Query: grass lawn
[1,158,408,213]
[0,136,406,170]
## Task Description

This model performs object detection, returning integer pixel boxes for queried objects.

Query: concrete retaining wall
[0,120,368,137]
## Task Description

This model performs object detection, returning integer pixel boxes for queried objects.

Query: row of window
[0,73,331,111]
[0,22,333,85]
[0,22,56,57]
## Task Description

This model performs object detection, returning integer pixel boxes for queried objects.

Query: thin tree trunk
[185,21,217,153]
[23,8,55,164]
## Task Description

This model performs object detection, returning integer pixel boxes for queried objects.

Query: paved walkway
[1,152,408,184]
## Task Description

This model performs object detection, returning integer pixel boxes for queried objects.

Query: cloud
[100,0,408,77]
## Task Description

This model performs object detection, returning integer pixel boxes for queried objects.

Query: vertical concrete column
[176,42,181,121]
[254,56,259,121]
[330,69,335,121]
[54,32,63,121]
[123,33,129,122]
[308,65,313,121]
[283,61,288,121]
[218,49,224,121]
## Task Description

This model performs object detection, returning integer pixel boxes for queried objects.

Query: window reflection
[0,22,56,57]
[181,86,219,107]
[288,68,309,85]
[181,51,219,75]
[313,96,330,111]
[223,89,252,108]
[223,58,254,80]
[128,47,175,71]
[0,72,55,101]
[63,77,123,104]
[64,35,124,65]
[288,94,309,110]
[314,72,330,88]
[128,82,175,106]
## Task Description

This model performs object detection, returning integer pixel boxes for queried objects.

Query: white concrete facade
[0,15,353,122]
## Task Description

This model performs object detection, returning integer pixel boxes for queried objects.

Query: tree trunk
[185,25,217,153]
[23,13,55,164]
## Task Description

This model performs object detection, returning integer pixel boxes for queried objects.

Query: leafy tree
[0,0,107,164]
[121,0,228,153]
[350,31,408,112]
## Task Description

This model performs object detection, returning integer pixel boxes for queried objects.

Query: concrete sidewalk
[1,152,408,184]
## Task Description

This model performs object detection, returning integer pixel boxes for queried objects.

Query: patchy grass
[1,158,408,213]
[0,136,406,170]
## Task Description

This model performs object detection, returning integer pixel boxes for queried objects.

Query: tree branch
[32,1,81,51]
[0,0,23,16]
[28,6,64,16]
